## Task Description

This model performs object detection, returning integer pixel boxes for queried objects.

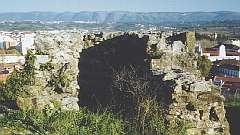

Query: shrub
[1,50,36,100]
[197,56,212,77]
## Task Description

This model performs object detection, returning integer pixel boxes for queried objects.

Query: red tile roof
[218,59,240,67]
[203,50,240,56]
[215,76,240,83]
[214,76,240,89]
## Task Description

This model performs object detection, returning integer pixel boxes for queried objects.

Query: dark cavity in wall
[225,106,240,135]
[78,34,149,111]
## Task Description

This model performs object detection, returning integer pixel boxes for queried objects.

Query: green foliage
[122,101,188,135]
[1,50,36,100]
[39,62,54,71]
[146,101,166,135]
[3,70,25,100]
[24,50,36,78]
[150,44,157,52]
[150,50,165,59]
[143,100,187,135]
[0,108,124,135]
[48,72,70,93]
[0,107,187,135]
[35,50,49,55]
[0,64,188,135]
[197,56,212,77]
[225,101,240,107]
[166,120,188,135]
[225,99,240,107]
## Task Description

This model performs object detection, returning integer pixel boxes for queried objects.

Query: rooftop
[203,50,240,56]
[215,76,240,89]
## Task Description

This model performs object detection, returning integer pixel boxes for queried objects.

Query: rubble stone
[156,70,230,135]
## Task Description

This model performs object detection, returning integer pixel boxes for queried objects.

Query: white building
[0,55,25,64]
[16,34,35,55]
[0,36,4,48]
[0,36,17,49]
[201,45,240,62]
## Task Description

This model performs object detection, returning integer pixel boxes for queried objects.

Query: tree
[22,50,36,85]
[197,56,212,77]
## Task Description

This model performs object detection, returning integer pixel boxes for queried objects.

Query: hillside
[1,11,240,24]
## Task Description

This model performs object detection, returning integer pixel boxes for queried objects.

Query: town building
[0,31,36,82]
[201,44,240,62]
[0,36,17,49]
[16,33,35,55]
[214,76,240,91]
[213,59,240,78]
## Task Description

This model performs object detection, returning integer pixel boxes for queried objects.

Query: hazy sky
[1,0,240,12]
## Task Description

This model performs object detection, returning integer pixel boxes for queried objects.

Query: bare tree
[112,65,152,134]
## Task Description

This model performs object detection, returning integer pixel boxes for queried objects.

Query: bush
[197,56,212,77]
[1,50,36,100]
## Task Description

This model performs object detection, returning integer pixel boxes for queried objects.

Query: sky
[0,0,240,12]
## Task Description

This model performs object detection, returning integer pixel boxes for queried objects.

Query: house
[16,34,35,55]
[214,76,240,91]
[201,44,240,62]
[0,36,17,49]
[213,59,240,78]
[0,55,25,64]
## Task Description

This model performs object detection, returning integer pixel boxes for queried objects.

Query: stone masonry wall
[153,69,230,135]
[17,31,84,111]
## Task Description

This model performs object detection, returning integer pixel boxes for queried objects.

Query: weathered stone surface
[155,70,230,135]
[13,32,230,135]
[190,81,211,92]
[32,96,52,110]
[18,31,85,111]
[163,70,178,81]
[61,97,79,111]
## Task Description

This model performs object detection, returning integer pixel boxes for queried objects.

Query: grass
[0,108,125,135]
[225,101,240,107]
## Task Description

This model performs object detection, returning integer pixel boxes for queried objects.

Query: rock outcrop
[153,69,230,135]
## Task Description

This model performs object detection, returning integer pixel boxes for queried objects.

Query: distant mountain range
[1,11,240,24]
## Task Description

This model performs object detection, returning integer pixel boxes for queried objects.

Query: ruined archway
[78,34,149,110]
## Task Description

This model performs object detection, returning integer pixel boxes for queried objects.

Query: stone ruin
[152,69,230,135]
[16,31,230,134]
[17,31,84,111]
